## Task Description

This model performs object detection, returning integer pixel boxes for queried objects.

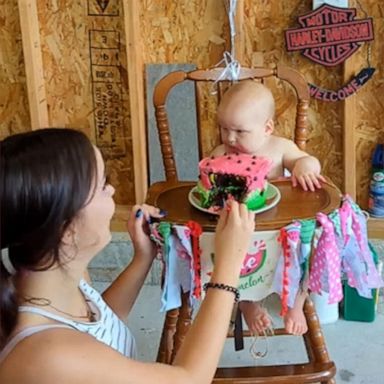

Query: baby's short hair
[222,80,275,118]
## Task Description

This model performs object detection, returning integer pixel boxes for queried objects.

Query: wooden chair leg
[156,292,193,364]
[321,379,336,384]
[171,291,193,362]
[156,307,180,363]
[303,297,333,365]
[157,292,337,383]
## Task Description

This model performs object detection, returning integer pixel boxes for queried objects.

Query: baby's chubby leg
[239,300,271,335]
[284,289,308,335]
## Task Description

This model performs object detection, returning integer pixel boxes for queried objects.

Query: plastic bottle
[368,144,384,218]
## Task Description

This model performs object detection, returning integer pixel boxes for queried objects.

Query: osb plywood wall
[139,0,228,156]
[351,2,384,207]
[38,0,134,205]
[1,0,383,209]
[1,0,134,205]
[139,0,227,66]
[242,0,344,188]
[242,0,383,208]
[0,1,31,136]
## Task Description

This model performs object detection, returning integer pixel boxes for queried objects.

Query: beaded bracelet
[203,282,240,303]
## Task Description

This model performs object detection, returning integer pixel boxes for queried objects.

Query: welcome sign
[285,4,374,66]
[200,230,281,301]
[309,67,375,101]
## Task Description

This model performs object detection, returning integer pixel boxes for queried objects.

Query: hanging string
[211,0,241,92]
[224,0,237,59]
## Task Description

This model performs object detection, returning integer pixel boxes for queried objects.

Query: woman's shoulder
[1,326,188,384]
[0,327,97,383]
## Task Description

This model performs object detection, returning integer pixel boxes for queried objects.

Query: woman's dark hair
[0,128,97,346]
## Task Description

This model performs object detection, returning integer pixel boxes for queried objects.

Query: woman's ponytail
[0,257,18,348]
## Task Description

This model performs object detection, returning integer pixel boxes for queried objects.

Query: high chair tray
[146,178,342,231]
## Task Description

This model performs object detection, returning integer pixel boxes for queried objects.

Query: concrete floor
[90,237,384,384]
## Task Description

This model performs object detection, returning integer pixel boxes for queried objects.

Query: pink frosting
[199,154,273,191]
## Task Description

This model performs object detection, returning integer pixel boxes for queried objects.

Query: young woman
[0,128,255,384]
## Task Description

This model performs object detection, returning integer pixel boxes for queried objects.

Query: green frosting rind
[196,182,267,211]
[196,182,211,208]
[244,190,266,210]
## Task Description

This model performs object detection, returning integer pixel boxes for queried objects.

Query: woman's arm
[173,201,254,380]
[102,251,154,319]
[5,201,254,384]
[102,205,163,319]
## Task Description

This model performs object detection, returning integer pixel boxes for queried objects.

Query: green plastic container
[342,243,380,322]
[343,286,378,322]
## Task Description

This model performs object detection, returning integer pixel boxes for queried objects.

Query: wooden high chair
[146,65,339,383]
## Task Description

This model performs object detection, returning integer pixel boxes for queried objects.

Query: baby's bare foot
[284,306,308,335]
[239,301,271,335]
[284,289,308,335]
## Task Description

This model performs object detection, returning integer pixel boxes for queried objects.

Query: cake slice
[196,153,273,211]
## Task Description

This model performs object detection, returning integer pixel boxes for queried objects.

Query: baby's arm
[282,140,325,191]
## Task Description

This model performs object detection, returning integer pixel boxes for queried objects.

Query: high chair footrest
[213,361,336,383]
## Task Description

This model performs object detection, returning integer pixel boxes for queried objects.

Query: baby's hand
[291,157,326,192]
[127,204,166,261]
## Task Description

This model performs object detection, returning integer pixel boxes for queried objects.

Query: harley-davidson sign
[285,4,374,66]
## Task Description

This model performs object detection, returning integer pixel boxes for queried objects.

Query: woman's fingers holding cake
[226,199,239,224]
[227,202,254,254]
[247,208,256,231]
[235,201,255,231]
[215,203,249,276]
[228,201,254,233]
[216,202,229,233]
[238,201,247,217]
[216,201,240,243]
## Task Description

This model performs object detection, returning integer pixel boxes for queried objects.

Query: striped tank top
[0,280,136,364]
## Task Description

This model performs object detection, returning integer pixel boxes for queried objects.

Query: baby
[212,81,325,336]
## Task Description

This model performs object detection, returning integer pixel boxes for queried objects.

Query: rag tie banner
[150,195,383,314]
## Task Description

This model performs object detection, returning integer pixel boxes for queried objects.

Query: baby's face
[218,103,270,154]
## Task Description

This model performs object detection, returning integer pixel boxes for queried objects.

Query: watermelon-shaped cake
[196,154,273,211]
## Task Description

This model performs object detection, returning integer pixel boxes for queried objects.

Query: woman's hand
[212,200,255,283]
[127,204,166,262]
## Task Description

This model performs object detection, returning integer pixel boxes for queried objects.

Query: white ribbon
[214,51,241,81]
[224,0,237,59]
[212,0,240,93]
[1,248,16,275]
